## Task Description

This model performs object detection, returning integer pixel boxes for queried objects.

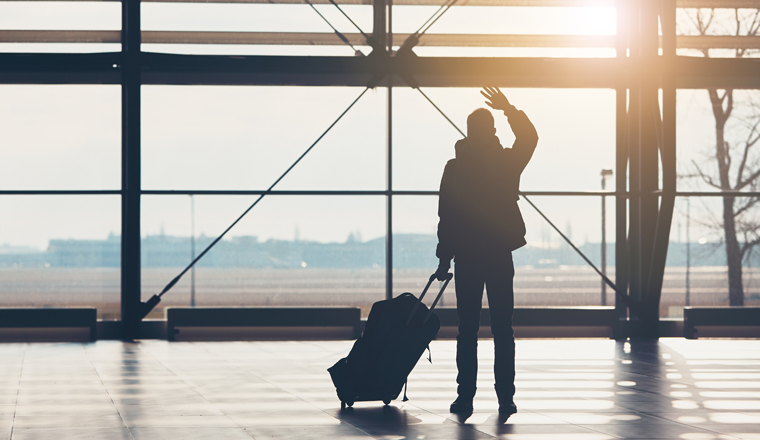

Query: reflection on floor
[1,339,759,439]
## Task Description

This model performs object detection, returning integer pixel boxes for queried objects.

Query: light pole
[601,169,613,306]
[686,198,690,306]
[190,195,196,307]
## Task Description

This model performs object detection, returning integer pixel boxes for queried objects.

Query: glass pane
[142,86,385,191]
[0,2,121,30]
[0,1,121,53]
[393,6,616,36]
[518,196,613,307]
[392,87,616,192]
[393,195,614,308]
[678,89,760,193]
[142,3,373,56]
[0,195,121,319]
[663,196,760,318]
[392,6,616,58]
[0,85,121,190]
[676,8,760,58]
[0,43,122,53]
[392,195,442,301]
[141,195,386,318]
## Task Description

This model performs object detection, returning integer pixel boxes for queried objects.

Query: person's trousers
[454,254,516,401]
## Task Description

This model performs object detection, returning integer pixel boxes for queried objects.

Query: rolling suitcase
[328,272,453,408]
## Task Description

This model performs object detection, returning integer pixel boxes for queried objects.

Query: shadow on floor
[330,405,513,440]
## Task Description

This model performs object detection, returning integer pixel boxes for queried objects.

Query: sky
[0,3,754,250]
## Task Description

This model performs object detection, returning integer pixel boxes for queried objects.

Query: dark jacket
[436,107,538,262]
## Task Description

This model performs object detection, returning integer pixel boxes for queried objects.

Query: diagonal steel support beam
[138,86,372,319]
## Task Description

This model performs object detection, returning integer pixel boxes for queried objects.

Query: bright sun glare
[575,7,617,36]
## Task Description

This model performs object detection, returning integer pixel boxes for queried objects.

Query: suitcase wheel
[341,401,354,409]
[383,399,391,405]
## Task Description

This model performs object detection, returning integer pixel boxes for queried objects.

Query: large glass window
[676,8,760,59]
[0,196,121,319]
[0,1,121,53]
[0,85,121,190]
[392,87,616,191]
[392,5,616,58]
[6,0,756,329]
[0,84,121,320]
[393,195,615,308]
[141,2,373,56]
[141,195,386,318]
[663,196,760,318]
[677,89,760,194]
[671,87,760,313]
[142,86,385,191]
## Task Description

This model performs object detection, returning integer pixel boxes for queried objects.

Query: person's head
[467,108,496,141]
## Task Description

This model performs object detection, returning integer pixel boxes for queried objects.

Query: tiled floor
[1,339,759,439]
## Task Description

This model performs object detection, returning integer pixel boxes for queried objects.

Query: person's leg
[452,258,484,409]
[484,253,516,414]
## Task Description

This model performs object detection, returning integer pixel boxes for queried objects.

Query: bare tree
[680,8,760,305]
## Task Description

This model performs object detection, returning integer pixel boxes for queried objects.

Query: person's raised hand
[480,86,511,112]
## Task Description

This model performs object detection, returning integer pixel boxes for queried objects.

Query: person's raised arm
[481,86,539,174]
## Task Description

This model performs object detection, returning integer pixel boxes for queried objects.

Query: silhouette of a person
[434,86,538,415]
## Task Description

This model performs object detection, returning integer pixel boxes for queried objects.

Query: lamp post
[601,169,613,306]
[686,198,690,306]
[190,195,196,307]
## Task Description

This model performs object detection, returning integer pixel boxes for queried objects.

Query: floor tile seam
[197,343,329,402]
[132,345,229,392]
[571,424,745,440]
[633,407,751,435]
[613,370,679,382]
[397,400,503,439]
[533,401,724,438]
[534,407,685,429]
[194,342,414,439]
[8,344,26,440]
[84,343,136,440]
[447,423,501,440]
[566,421,629,439]
[137,342,276,433]
[401,402,501,440]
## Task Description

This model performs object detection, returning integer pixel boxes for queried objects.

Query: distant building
[0,233,749,269]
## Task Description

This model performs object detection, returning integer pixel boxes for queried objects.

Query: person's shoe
[449,396,474,414]
[498,401,517,416]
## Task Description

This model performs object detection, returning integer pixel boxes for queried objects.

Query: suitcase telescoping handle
[404,272,453,327]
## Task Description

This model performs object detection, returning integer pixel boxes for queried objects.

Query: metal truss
[2,52,760,89]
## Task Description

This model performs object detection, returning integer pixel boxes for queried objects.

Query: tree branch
[736,8,742,36]
[749,9,760,36]
[735,117,760,187]
[735,8,744,57]
[691,160,723,189]
[740,235,760,258]
[708,88,725,125]
[734,196,760,218]
[725,140,732,171]
[737,167,760,191]
[704,9,716,33]
[685,9,701,35]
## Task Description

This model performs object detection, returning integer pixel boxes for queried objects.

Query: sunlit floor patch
[705,400,760,410]
[707,412,760,423]
[516,399,616,410]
